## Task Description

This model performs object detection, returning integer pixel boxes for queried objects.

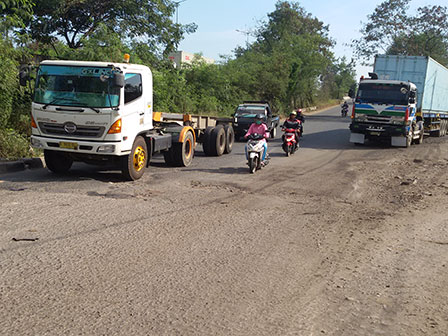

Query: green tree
[387,5,448,65]
[320,57,356,100]
[27,0,196,54]
[0,0,33,34]
[352,0,448,66]
[229,1,334,113]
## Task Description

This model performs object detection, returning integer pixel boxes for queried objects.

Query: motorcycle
[282,128,299,156]
[245,133,268,173]
[341,104,348,117]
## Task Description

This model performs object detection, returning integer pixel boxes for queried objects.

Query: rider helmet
[296,108,303,113]
[290,111,297,116]
[255,113,264,124]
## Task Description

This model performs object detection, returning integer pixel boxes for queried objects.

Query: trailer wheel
[442,120,447,137]
[121,136,147,181]
[224,125,234,154]
[44,150,73,174]
[172,131,194,167]
[210,125,226,156]
[202,126,214,156]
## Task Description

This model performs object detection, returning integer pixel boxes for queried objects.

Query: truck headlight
[31,138,44,148]
[390,116,405,125]
[354,114,367,122]
[97,145,116,153]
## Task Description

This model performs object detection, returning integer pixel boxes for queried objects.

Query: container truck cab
[350,55,448,147]
[350,73,424,147]
[22,59,196,180]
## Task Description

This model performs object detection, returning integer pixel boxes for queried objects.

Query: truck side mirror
[19,67,30,86]
[113,73,125,88]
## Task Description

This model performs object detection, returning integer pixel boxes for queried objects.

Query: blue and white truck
[350,55,448,147]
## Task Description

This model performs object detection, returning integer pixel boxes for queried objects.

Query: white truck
[20,59,234,180]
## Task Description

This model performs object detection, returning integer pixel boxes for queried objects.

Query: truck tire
[121,136,147,181]
[202,126,214,156]
[224,125,234,154]
[44,150,73,174]
[405,130,412,148]
[415,121,424,144]
[163,150,175,166]
[172,131,194,167]
[210,125,226,156]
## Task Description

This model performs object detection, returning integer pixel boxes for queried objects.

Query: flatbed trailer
[153,112,234,157]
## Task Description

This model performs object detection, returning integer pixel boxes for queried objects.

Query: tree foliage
[229,1,337,112]
[0,0,33,34]
[352,0,448,66]
[27,0,196,53]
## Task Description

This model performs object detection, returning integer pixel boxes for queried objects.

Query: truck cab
[350,75,423,147]
[25,60,195,180]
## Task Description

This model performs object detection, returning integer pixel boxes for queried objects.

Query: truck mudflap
[349,133,365,144]
[391,136,407,147]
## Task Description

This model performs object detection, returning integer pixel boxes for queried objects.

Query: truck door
[124,73,146,131]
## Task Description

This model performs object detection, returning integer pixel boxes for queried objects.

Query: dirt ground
[1,121,448,335]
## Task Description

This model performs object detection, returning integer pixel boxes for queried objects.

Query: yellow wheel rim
[133,146,146,172]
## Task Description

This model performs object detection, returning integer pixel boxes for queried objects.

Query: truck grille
[38,122,105,138]
[366,115,392,124]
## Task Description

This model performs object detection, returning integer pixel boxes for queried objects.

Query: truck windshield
[34,65,120,108]
[236,106,266,116]
[356,83,409,105]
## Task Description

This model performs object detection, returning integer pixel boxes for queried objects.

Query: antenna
[236,26,255,46]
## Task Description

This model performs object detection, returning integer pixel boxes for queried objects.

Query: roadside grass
[0,128,39,160]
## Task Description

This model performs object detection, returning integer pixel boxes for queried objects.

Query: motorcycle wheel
[286,145,291,157]
[249,157,257,174]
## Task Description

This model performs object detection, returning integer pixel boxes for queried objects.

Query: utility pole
[174,0,187,24]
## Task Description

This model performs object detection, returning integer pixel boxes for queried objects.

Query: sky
[176,0,444,77]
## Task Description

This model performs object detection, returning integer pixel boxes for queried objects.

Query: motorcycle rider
[244,114,269,163]
[296,108,305,135]
[282,111,301,146]
[341,101,349,116]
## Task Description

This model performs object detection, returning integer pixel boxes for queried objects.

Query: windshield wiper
[76,102,100,113]
[42,97,77,109]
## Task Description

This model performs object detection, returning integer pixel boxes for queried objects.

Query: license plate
[59,141,78,149]
[370,132,381,136]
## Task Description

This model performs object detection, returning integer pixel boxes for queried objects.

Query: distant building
[168,51,215,68]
